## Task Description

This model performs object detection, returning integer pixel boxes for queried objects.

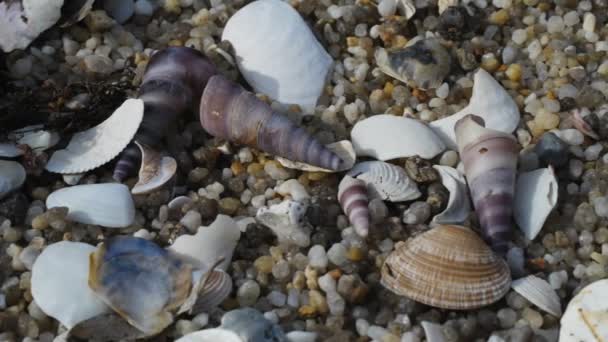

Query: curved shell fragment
[514,167,558,241]
[431,165,470,225]
[256,200,310,247]
[0,160,26,199]
[512,275,562,317]
[277,140,356,173]
[347,161,421,202]
[131,141,177,195]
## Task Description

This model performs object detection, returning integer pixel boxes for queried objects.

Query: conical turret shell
[455,115,519,254]
[338,175,370,237]
[199,74,343,171]
[381,225,511,310]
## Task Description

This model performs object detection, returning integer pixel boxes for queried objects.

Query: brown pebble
[31,216,49,230]
[347,247,365,262]
[298,305,317,318]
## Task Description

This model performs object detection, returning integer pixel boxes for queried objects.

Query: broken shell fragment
[191,269,233,313]
[559,279,608,341]
[131,141,177,195]
[511,275,562,317]
[9,127,60,152]
[571,108,599,140]
[276,140,356,173]
[514,167,558,241]
[46,99,144,174]
[381,225,511,310]
[347,161,421,202]
[0,0,64,52]
[0,143,24,158]
[46,183,135,228]
[422,321,447,342]
[338,175,370,237]
[256,200,311,247]
[222,0,332,113]
[375,37,451,90]
[58,0,95,27]
[0,160,26,199]
[351,114,445,160]
[431,165,471,225]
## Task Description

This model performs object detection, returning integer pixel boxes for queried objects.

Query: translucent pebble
[318,273,336,294]
[327,5,344,19]
[237,280,261,306]
[343,103,360,124]
[377,0,397,17]
[402,202,431,225]
[557,84,578,99]
[272,260,291,280]
[327,243,348,267]
[512,29,528,45]
[180,210,201,233]
[134,0,156,16]
[401,332,421,342]
[308,245,328,269]
[584,143,603,161]
[368,325,390,340]
[548,271,567,291]
[435,83,449,99]
[497,308,517,328]
[573,264,586,278]
[569,159,583,178]
[356,319,370,336]
[267,291,287,307]
[547,16,565,33]
[502,46,518,64]
[354,24,368,37]
[541,98,560,113]
[593,197,608,218]
[527,40,542,59]
[579,230,594,245]
[326,291,346,315]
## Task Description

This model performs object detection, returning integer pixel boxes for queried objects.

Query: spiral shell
[338,175,370,237]
[192,269,233,314]
[199,74,343,171]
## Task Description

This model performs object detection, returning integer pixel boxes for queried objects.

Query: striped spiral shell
[338,175,370,237]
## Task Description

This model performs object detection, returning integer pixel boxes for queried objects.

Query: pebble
[402,202,431,225]
[134,0,157,16]
[369,199,388,223]
[534,132,569,167]
[497,308,517,328]
[439,150,459,167]
[83,55,114,74]
[583,13,596,32]
[180,210,201,233]
[356,318,370,336]
[84,10,115,32]
[327,243,348,267]
[276,180,309,202]
[267,290,287,307]
[553,129,584,146]
[401,332,421,342]
[548,270,568,289]
[377,0,397,17]
[308,245,329,270]
[104,0,135,24]
[237,280,261,306]
[584,143,603,161]
[436,83,449,99]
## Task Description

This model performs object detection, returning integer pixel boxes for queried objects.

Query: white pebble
[267,291,286,307]
[318,273,337,294]
[439,150,458,166]
[180,210,202,233]
[435,83,449,99]
[276,179,310,202]
[527,40,542,59]
[563,11,580,26]
[308,245,328,269]
[546,16,565,33]
[377,0,397,17]
[583,13,596,32]
[356,319,370,336]
[553,129,584,146]
[585,143,603,161]
[327,243,348,267]
[512,29,528,45]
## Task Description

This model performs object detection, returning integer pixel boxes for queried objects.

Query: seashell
[168,195,194,213]
[131,141,177,195]
[200,74,343,171]
[375,37,451,90]
[177,329,243,342]
[88,236,193,335]
[70,312,146,341]
[430,69,520,149]
[9,127,60,152]
[350,114,445,160]
[46,183,135,228]
[276,140,356,173]
[381,225,511,310]
[455,115,519,254]
[338,175,370,237]
[62,173,85,186]
[191,269,233,313]
[46,99,144,174]
[511,275,562,317]
[347,161,421,202]
[513,167,558,241]
[58,0,95,27]
[31,241,110,329]
[0,160,26,200]
[220,308,288,342]
[431,165,471,225]
[421,321,447,342]
[571,108,599,139]
[222,0,332,113]
[559,279,608,342]
[0,143,24,157]
[0,0,63,52]
[256,200,311,247]
[169,214,241,271]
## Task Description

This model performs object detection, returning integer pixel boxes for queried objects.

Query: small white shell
[46,183,135,228]
[11,128,60,152]
[512,275,562,317]
[351,115,445,160]
[0,0,64,52]
[560,279,608,342]
[277,140,356,173]
[514,167,558,241]
[256,200,310,247]
[177,328,243,342]
[46,99,144,174]
[0,143,23,157]
[222,0,332,113]
[31,241,110,329]
[169,214,241,271]
[431,165,470,225]
[62,173,85,186]
[422,321,447,342]
[347,161,421,202]
[430,69,520,149]
[131,141,177,195]
[0,160,26,199]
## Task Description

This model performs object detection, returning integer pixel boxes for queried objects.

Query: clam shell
[0,160,26,199]
[559,279,608,342]
[222,0,332,113]
[10,127,60,152]
[430,69,520,149]
[31,241,110,329]
[514,167,558,241]
[351,115,445,160]
[431,165,471,225]
[46,183,135,228]
[46,99,144,174]
[256,200,311,247]
[511,275,562,317]
[131,141,177,195]
[191,269,233,313]
[0,143,23,157]
[381,225,511,309]
[177,329,243,342]
[347,161,421,202]
[276,140,356,173]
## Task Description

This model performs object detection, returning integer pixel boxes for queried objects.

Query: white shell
[277,140,356,173]
[560,279,608,342]
[431,165,470,225]
[11,128,60,152]
[46,183,135,228]
[286,331,318,342]
[422,321,447,342]
[351,115,445,160]
[46,99,144,173]
[514,167,558,241]
[256,200,310,247]
[177,329,242,342]
[0,143,23,157]
[131,141,177,195]
[429,69,520,149]
[0,0,64,52]
[347,161,421,202]
[31,241,110,329]
[0,160,26,199]
[62,173,85,186]
[222,0,332,113]
[512,275,561,317]
[169,214,241,271]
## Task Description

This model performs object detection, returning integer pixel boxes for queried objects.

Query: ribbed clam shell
[513,167,558,241]
[347,161,421,202]
[0,160,26,199]
[131,141,177,195]
[381,225,511,310]
[46,99,144,174]
[276,140,356,173]
[192,269,233,313]
[431,165,470,225]
[338,175,370,237]
[512,275,561,317]
[560,279,608,341]
[455,115,519,254]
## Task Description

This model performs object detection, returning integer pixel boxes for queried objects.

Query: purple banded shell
[455,115,519,254]
[338,175,370,237]
[199,74,343,171]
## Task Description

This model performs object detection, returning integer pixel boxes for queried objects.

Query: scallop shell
[191,269,233,313]
[0,160,26,199]
[351,115,445,160]
[338,175,370,237]
[276,140,356,173]
[431,165,471,225]
[46,98,144,174]
[559,279,608,342]
[222,0,332,113]
[511,275,562,317]
[46,183,135,228]
[177,329,243,342]
[347,161,421,202]
[31,241,110,329]
[256,200,311,247]
[381,225,511,310]
[513,167,558,241]
[131,141,177,195]
[430,69,520,149]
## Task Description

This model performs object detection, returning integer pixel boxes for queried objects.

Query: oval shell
[511,275,561,317]
[0,160,26,199]
[347,161,421,202]
[381,225,511,310]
